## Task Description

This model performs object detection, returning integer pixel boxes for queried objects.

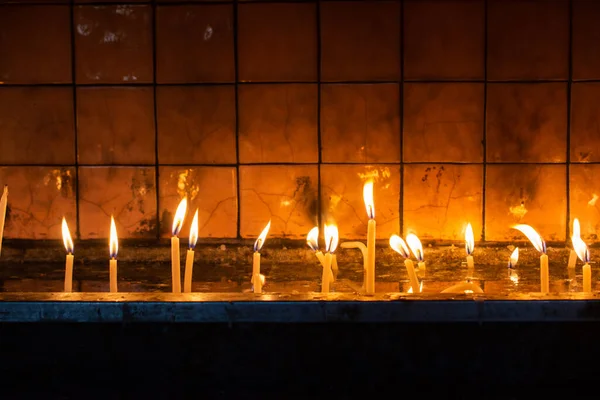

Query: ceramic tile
[156,5,234,83]
[570,83,600,163]
[403,83,484,163]
[403,164,483,240]
[0,167,76,239]
[320,1,400,82]
[487,0,569,80]
[157,86,236,164]
[74,5,153,84]
[237,3,317,82]
[158,167,237,238]
[239,165,318,239]
[78,167,157,239]
[320,164,400,240]
[573,0,600,80]
[486,83,567,163]
[77,87,155,165]
[404,0,484,80]
[485,164,566,241]
[238,84,318,163]
[0,87,74,164]
[0,5,71,83]
[569,164,600,242]
[321,84,400,163]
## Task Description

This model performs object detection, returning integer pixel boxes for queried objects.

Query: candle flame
[572,236,591,263]
[572,218,581,239]
[254,220,271,252]
[363,180,375,219]
[465,223,474,255]
[389,234,411,259]
[508,247,519,269]
[61,217,73,254]
[405,233,424,262]
[306,226,319,251]
[109,216,118,259]
[512,224,546,254]
[324,224,339,253]
[189,209,199,250]
[171,197,188,236]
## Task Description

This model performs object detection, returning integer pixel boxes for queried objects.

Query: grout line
[152,0,160,240]
[482,0,488,242]
[233,0,242,240]
[69,2,81,240]
[399,0,404,237]
[316,0,323,235]
[566,0,573,240]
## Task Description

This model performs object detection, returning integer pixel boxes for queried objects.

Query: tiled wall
[0,0,598,243]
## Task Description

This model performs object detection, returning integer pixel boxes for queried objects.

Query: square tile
[0,5,71,83]
[404,0,484,80]
[321,84,400,163]
[74,5,153,84]
[157,86,236,164]
[239,165,318,239]
[156,5,234,83]
[485,164,566,241]
[238,3,317,82]
[0,167,76,239]
[238,84,318,163]
[487,0,569,80]
[403,83,484,163]
[158,167,237,238]
[320,164,400,239]
[571,83,600,162]
[486,83,567,163]
[78,167,157,239]
[573,0,600,80]
[77,87,155,165]
[320,1,400,82]
[0,87,74,164]
[403,164,482,240]
[570,164,600,241]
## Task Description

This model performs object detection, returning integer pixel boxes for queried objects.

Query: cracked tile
[238,84,318,163]
[570,165,600,242]
[0,167,76,239]
[485,164,566,241]
[240,165,318,239]
[403,164,482,241]
[78,167,157,239]
[321,84,400,163]
[570,83,600,163]
[158,166,237,238]
[320,164,400,240]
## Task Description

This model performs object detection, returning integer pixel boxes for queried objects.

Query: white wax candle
[366,219,376,294]
[64,253,74,293]
[0,185,7,257]
[540,254,549,293]
[404,259,420,294]
[171,236,181,293]
[322,252,332,293]
[466,255,474,269]
[183,249,194,293]
[253,252,262,294]
[109,258,117,293]
[315,250,325,266]
[418,261,426,270]
[568,250,577,269]
[583,263,592,293]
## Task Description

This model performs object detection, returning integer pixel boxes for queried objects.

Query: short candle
[183,209,199,293]
[109,216,119,293]
[513,224,548,293]
[171,198,188,294]
[406,233,426,270]
[252,220,271,294]
[573,236,592,293]
[465,222,475,269]
[61,217,74,293]
[390,235,420,293]
[568,218,581,269]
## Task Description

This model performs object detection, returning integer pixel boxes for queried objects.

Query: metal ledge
[1,292,600,323]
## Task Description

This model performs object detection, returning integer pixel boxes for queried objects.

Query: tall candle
[252,221,271,294]
[390,235,420,293]
[183,209,199,293]
[0,185,7,257]
[572,235,592,293]
[513,224,548,294]
[62,218,74,293]
[363,181,376,295]
[465,222,474,269]
[171,198,188,294]
[569,218,581,269]
[109,216,118,293]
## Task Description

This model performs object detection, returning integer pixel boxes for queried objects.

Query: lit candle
[363,181,376,295]
[183,209,199,293]
[390,235,420,293]
[109,216,118,293]
[252,220,271,294]
[572,236,592,293]
[321,224,339,294]
[61,217,74,293]
[0,185,7,257]
[465,223,474,269]
[406,233,426,270]
[307,226,326,266]
[171,198,187,294]
[513,224,548,293]
[568,218,580,269]
[508,247,519,283]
